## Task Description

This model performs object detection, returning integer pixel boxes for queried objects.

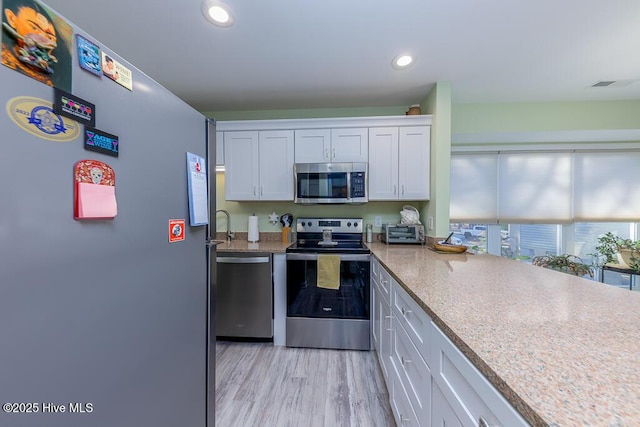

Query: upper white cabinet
[224,130,294,201]
[369,126,430,200]
[218,116,432,202]
[294,128,368,163]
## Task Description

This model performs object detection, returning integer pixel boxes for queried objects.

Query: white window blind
[574,152,640,221]
[498,152,573,223]
[450,153,498,223]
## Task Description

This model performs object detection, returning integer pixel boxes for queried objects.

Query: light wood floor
[215,341,396,427]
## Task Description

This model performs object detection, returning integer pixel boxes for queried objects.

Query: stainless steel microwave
[294,162,368,204]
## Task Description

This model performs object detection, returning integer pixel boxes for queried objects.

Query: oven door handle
[286,253,370,262]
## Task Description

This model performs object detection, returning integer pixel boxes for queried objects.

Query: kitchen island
[368,242,640,426]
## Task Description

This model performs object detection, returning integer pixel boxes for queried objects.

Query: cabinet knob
[260,186,263,196]
[401,307,412,316]
[394,185,397,195]
[400,414,410,424]
[325,148,329,159]
[332,147,336,158]
[478,417,490,427]
[401,356,412,365]
[253,187,257,196]
[402,184,405,195]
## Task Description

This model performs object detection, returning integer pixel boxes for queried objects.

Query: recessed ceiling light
[392,54,414,70]
[202,1,234,27]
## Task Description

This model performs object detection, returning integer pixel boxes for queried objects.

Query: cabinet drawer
[371,256,380,285]
[431,324,529,427]
[390,365,420,427]
[377,262,392,304]
[392,318,430,426]
[392,280,430,365]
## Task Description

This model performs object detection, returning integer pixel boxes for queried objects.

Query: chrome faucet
[215,209,235,242]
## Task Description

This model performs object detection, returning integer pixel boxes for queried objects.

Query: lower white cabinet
[371,256,530,427]
[371,257,392,381]
[430,324,529,427]
[431,381,464,427]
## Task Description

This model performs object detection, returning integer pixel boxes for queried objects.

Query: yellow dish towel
[317,254,341,290]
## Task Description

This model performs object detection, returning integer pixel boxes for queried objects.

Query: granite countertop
[367,242,640,427]
[214,239,291,253]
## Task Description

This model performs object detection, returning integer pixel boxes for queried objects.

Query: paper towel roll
[248,215,259,242]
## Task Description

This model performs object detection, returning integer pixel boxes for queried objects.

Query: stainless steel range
[286,217,370,350]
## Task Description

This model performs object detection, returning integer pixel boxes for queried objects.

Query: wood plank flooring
[215,341,396,427]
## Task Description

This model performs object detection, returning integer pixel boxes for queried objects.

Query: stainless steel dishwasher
[216,252,273,339]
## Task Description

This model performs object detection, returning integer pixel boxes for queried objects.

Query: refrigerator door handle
[205,239,223,249]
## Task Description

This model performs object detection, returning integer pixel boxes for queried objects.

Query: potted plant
[532,254,594,277]
[594,232,640,272]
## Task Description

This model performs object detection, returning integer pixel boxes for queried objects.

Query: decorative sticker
[84,127,119,157]
[53,88,95,127]
[5,95,80,142]
[101,51,132,90]
[1,0,73,91]
[169,219,185,243]
[76,34,101,76]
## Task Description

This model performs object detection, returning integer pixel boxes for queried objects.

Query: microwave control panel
[350,172,366,198]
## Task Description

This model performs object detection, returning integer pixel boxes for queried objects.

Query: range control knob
[347,222,352,227]
[353,222,358,228]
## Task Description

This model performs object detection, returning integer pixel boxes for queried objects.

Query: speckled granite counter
[213,239,290,253]
[367,242,640,427]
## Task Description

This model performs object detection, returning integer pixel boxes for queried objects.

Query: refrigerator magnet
[169,219,185,243]
[53,88,96,127]
[76,34,102,77]
[74,160,117,220]
[84,127,118,157]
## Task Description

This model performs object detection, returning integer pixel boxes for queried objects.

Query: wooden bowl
[434,242,467,254]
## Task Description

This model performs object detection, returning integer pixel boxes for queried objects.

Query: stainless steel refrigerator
[0,2,215,426]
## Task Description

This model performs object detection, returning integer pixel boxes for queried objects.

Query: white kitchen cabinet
[431,381,464,427]
[371,257,392,382]
[369,126,430,200]
[224,130,294,201]
[294,128,368,163]
[430,323,529,427]
[372,255,528,427]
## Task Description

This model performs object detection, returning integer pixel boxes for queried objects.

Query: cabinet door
[294,129,330,162]
[368,127,399,200]
[379,289,392,382]
[398,126,430,200]
[224,131,259,200]
[331,128,368,162]
[432,382,464,427]
[258,130,294,200]
[371,281,381,353]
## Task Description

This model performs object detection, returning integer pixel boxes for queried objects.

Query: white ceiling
[44,0,640,112]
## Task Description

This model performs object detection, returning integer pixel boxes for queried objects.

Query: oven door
[286,252,370,319]
[286,252,371,350]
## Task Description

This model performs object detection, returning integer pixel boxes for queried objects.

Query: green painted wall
[420,82,452,239]
[452,100,640,134]
[205,106,407,121]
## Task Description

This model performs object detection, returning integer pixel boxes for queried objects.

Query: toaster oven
[381,224,425,244]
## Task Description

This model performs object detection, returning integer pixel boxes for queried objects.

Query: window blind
[498,152,573,223]
[574,151,640,221]
[450,153,498,223]
[451,150,640,223]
